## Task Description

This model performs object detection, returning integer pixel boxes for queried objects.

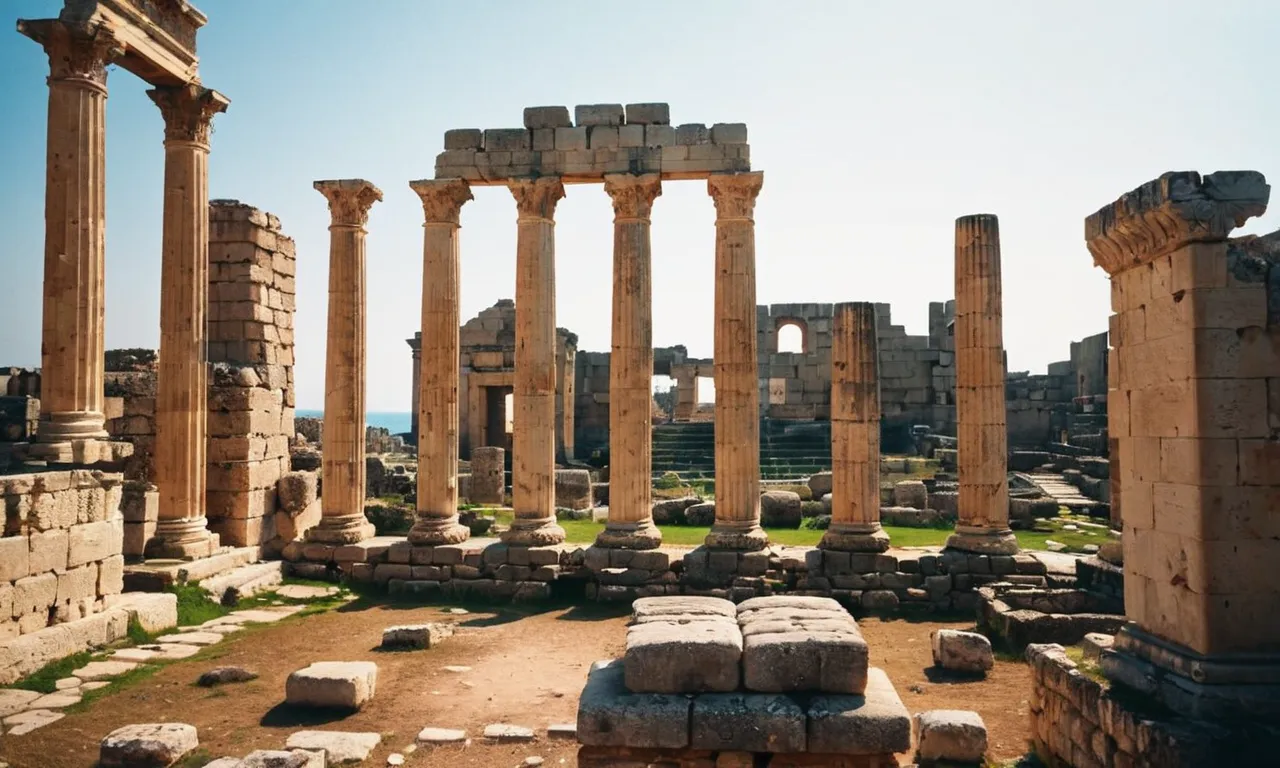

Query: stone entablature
[434,103,749,184]
[58,0,206,84]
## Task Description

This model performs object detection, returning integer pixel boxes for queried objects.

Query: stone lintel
[1085,170,1270,276]
[59,0,206,85]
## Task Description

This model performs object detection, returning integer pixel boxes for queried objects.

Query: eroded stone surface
[691,693,806,753]
[285,661,378,710]
[99,722,199,768]
[72,660,139,681]
[484,723,535,742]
[0,689,40,718]
[285,730,382,763]
[806,668,911,755]
[577,659,691,749]
[915,709,988,763]
[630,595,737,624]
[240,749,325,767]
[416,727,467,743]
[381,623,453,650]
[738,596,867,694]
[931,629,993,674]
[160,631,223,646]
[624,616,741,693]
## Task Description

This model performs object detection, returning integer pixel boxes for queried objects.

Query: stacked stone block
[576,596,910,765]
[0,470,124,639]
[205,201,298,548]
[435,103,750,184]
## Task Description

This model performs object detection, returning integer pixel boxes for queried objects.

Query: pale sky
[1,1,1277,411]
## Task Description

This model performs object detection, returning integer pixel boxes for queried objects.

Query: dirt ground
[0,602,1032,768]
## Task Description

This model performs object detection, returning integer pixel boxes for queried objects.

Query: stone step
[200,561,285,605]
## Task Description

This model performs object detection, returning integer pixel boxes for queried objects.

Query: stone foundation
[979,583,1124,649]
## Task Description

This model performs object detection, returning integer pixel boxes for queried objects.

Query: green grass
[9,650,95,693]
[171,582,232,626]
[1063,645,1107,684]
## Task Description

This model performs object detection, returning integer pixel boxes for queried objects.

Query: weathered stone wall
[0,470,124,641]
[205,200,297,549]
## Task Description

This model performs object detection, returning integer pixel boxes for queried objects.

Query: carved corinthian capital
[314,179,383,229]
[508,177,565,221]
[409,179,473,225]
[148,84,230,146]
[708,171,764,221]
[603,173,662,221]
[18,18,123,89]
[1085,170,1270,275]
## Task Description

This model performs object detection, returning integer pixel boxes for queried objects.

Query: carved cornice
[147,84,228,146]
[508,177,565,221]
[603,173,662,221]
[707,171,764,221]
[313,179,383,229]
[1085,170,1270,275]
[18,18,123,89]
[409,179,473,225]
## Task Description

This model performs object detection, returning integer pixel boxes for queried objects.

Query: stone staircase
[651,421,832,481]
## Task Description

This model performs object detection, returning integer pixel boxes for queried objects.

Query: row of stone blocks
[577,596,910,761]
[435,144,751,184]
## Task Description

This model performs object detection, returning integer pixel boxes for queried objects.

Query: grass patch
[66,662,164,713]
[126,614,156,645]
[171,582,231,627]
[1063,645,1108,684]
[9,650,96,693]
[175,749,216,768]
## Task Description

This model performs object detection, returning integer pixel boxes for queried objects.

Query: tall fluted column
[821,302,890,552]
[705,172,766,551]
[408,179,473,545]
[597,173,663,550]
[18,20,121,457]
[308,180,382,544]
[502,178,566,547]
[947,214,1018,554]
[145,84,229,559]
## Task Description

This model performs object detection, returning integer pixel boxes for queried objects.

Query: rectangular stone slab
[806,668,912,755]
[738,596,867,694]
[690,693,806,752]
[625,617,742,693]
[577,659,691,749]
[631,595,737,623]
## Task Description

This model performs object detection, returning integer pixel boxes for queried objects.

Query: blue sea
[296,410,412,435]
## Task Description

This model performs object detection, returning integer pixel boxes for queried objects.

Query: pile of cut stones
[576,595,912,766]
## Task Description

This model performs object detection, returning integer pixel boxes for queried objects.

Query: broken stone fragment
[98,722,199,768]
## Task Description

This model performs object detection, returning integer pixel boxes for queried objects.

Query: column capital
[603,173,662,221]
[508,177,565,221]
[409,178,473,225]
[708,171,764,221]
[18,18,123,91]
[314,179,383,229]
[1085,170,1270,276]
[147,84,229,147]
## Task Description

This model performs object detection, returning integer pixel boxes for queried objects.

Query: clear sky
[2,1,1277,412]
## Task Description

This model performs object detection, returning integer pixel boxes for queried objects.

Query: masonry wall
[0,471,124,641]
[205,200,297,549]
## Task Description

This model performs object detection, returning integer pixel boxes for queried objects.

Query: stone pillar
[946,214,1018,555]
[142,84,228,559]
[407,179,473,545]
[18,20,121,457]
[705,172,766,551]
[1086,171,1280,720]
[597,173,663,550]
[307,180,382,544]
[821,302,890,552]
[470,446,506,505]
[502,178,566,547]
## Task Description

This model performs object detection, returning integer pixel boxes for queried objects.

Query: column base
[820,523,890,552]
[407,515,471,545]
[1101,623,1280,722]
[595,519,662,550]
[704,521,768,551]
[944,526,1018,555]
[500,515,566,546]
[36,411,108,442]
[145,518,219,561]
[20,437,133,467]
[306,514,376,544]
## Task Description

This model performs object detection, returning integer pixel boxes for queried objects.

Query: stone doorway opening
[482,385,514,457]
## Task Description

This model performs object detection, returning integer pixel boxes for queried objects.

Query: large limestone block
[892,480,928,510]
[285,730,382,763]
[577,659,691,749]
[760,491,802,528]
[277,471,319,514]
[931,629,993,675]
[68,519,119,568]
[285,661,378,710]
[806,668,912,755]
[631,596,736,623]
[807,471,833,498]
[380,623,453,649]
[625,616,742,693]
[99,722,199,768]
[738,596,867,694]
[690,693,806,753]
[0,535,30,581]
[914,709,988,764]
[554,469,593,510]
[108,592,179,633]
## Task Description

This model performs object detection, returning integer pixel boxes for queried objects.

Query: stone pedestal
[821,303,889,553]
[469,446,505,505]
[19,20,120,460]
[596,174,662,550]
[1085,170,1280,721]
[705,172,766,551]
[307,180,382,545]
[407,179,473,546]
[946,214,1017,555]
[144,84,229,560]
[502,178,566,547]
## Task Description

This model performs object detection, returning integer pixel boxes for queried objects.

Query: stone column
[502,178,566,547]
[946,214,1018,555]
[18,20,121,457]
[821,302,890,552]
[705,172,766,551]
[597,173,663,550]
[407,179,473,545]
[145,84,229,559]
[307,180,382,544]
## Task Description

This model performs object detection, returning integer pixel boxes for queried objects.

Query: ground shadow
[922,665,988,684]
[259,701,359,727]
[555,603,631,622]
